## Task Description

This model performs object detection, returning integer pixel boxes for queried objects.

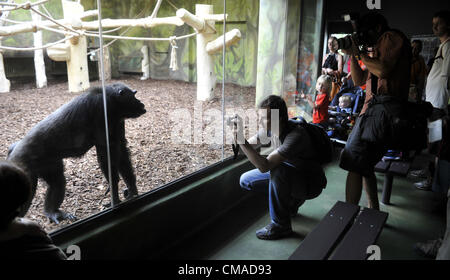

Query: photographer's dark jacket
[361,30,412,115]
[256,121,327,199]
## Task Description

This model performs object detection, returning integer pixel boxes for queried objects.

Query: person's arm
[337,54,344,77]
[442,42,450,90]
[300,93,318,109]
[230,119,285,173]
[239,140,286,173]
[350,55,368,87]
[360,32,404,79]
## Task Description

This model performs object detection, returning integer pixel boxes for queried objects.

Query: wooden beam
[62,0,89,93]
[0,16,184,37]
[195,4,216,101]
[206,29,241,55]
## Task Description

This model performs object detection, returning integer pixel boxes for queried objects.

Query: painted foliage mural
[1,0,258,86]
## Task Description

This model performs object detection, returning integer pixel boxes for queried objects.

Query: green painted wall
[255,0,287,105]
[2,0,258,87]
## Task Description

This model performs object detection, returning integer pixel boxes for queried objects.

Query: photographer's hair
[433,10,450,33]
[0,161,31,229]
[258,95,289,125]
[412,39,423,53]
[359,12,389,33]
[317,74,333,94]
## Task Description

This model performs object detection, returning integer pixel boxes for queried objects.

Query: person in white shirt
[414,10,450,191]
[414,10,450,260]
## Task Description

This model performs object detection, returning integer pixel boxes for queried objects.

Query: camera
[336,13,375,55]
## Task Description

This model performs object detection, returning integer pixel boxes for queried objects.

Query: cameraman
[229,95,326,240]
[338,12,411,209]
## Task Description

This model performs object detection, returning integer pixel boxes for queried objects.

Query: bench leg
[381,173,393,205]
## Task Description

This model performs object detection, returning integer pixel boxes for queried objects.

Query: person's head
[316,75,333,94]
[0,161,31,230]
[328,36,338,53]
[339,95,352,109]
[432,10,450,38]
[411,40,423,57]
[358,12,389,46]
[258,95,289,134]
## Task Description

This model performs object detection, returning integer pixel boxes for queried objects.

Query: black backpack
[290,118,334,165]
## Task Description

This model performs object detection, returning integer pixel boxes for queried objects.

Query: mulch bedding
[0,75,255,232]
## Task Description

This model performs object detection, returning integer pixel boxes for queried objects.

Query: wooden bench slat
[289,201,360,260]
[388,161,411,176]
[329,207,388,260]
[374,161,391,173]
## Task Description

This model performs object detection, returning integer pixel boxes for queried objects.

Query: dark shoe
[256,223,293,240]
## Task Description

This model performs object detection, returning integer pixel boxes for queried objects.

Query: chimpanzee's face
[112,84,146,118]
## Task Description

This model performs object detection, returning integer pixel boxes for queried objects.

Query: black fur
[7,83,146,224]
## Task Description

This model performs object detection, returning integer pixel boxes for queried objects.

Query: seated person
[328,95,355,140]
[0,161,67,260]
[231,95,327,240]
[338,95,353,114]
[300,74,332,129]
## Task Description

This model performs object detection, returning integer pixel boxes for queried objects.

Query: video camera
[336,13,377,55]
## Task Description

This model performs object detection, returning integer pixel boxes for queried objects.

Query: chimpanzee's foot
[103,198,122,209]
[123,188,138,200]
[45,210,77,224]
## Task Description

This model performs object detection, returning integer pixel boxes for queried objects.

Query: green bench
[374,160,411,205]
[289,201,388,260]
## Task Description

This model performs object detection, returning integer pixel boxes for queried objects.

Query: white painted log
[47,42,70,61]
[0,16,184,37]
[0,0,13,93]
[62,0,89,92]
[206,29,241,55]
[0,48,10,93]
[81,10,99,19]
[202,14,228,22]
[196,4,216,101]
[80,16,184,30]
[176,8,205,31]
[140,45,149,80]
[31,6,47,88]
[99,46,111,81]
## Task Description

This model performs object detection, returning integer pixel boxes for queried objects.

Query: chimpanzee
[7,83,146,224]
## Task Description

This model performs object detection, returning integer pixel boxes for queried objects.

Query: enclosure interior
[0,0,448,259]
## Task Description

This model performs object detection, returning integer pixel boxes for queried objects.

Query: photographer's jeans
[239,163,301,228]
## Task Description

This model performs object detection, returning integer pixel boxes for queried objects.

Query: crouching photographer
[228,95,326,240]
[337,12,427,209]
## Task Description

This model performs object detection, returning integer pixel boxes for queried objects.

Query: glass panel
[0,0,233,232]
[220,0,259,159]
[294,0,324,121]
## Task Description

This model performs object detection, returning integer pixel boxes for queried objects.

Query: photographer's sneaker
[256,223,292,240]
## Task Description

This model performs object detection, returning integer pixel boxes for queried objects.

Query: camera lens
[337,36,353,50]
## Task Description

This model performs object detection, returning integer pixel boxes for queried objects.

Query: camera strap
[371,74,379,95]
